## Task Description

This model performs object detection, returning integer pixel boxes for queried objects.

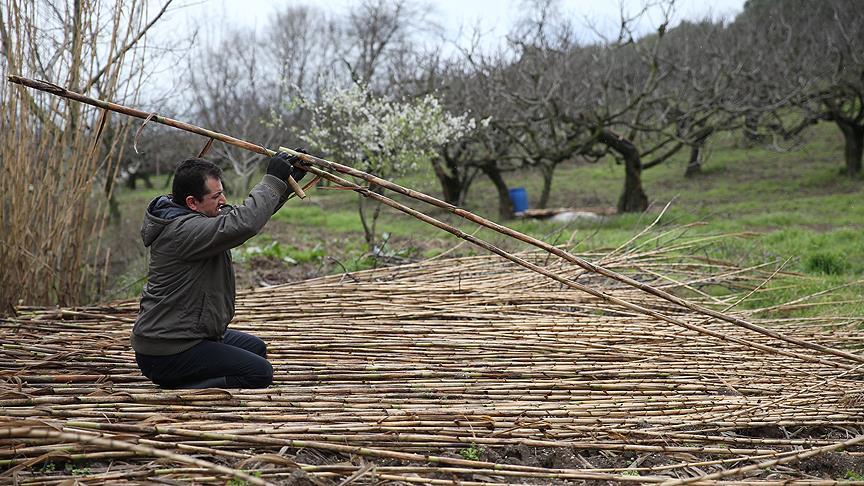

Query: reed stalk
[0,426,271,485]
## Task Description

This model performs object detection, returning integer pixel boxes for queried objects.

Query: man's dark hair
[171,158,222,205]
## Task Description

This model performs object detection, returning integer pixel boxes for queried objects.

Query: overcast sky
[158,0,746,47]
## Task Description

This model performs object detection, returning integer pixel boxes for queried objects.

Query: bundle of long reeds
[2,234,863,485]
[0,4,169,314]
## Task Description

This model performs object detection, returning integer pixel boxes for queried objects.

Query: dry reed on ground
[2,235,863,485]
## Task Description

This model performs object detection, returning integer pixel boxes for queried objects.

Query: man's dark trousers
[135,329,273,388]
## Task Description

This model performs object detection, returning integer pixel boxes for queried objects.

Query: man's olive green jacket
[131,175,289,356]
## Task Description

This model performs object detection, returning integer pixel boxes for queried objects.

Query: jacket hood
[141,195,195,247]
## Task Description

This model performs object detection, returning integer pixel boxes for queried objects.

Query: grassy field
[109,123,864,320]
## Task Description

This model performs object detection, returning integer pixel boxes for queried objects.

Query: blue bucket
[509,186,529,213]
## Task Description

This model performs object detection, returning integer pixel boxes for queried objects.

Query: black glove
[290,147,308,182]
[265,151,306,183]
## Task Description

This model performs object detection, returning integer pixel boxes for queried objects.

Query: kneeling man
[131,152,304,388]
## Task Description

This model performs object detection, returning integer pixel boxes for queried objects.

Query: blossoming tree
[300,84,476,249]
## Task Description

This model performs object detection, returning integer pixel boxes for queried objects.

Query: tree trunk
[457,168,478,206]
[598,130,648,213]
[481,163,514,220]
[836,119,864,177]
[358,193,374,247]
[431,158,463,205]
[684,144,702,177]
[743,113,762,146]
[125,172,154,190]
[358,185,386,248]
[618,153,648,213]
[432,158,477,206]
[538,163,555,209]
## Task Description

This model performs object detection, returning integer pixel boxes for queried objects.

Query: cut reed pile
[2,236,863,485]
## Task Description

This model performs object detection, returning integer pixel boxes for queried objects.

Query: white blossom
[295,84,476,180]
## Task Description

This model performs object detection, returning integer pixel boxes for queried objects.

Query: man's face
[186,176,226,217]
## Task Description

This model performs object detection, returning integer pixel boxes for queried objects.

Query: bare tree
[187,27,287,195]
[528,1,683,213]
[266,4,341,97]
[561,2,756,210]
[421,33,496,208]
[436,0,771,215]
[497,1,595,209]
[120,124,201,188]
[644,19,748,177]
[433,54,523,219]
[473,0,691,214]
[734,0,864,175]
[431,0,675,215]
[426,1,585,218]
[337,0,435,88]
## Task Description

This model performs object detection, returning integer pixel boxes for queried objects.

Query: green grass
[110,122,864,317]
[272,197,364,232]
[846,471,864,481]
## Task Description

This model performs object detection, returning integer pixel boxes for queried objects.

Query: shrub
[805,252,846,275]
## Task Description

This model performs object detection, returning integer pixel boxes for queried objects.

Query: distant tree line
[138,0,861,220]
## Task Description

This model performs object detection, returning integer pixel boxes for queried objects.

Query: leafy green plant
[235,241,298,263]
[290,244,328,263]
[330,254,377,273]
[65,463,91,476]
[459,443,481,461]
[234,241,325,265]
